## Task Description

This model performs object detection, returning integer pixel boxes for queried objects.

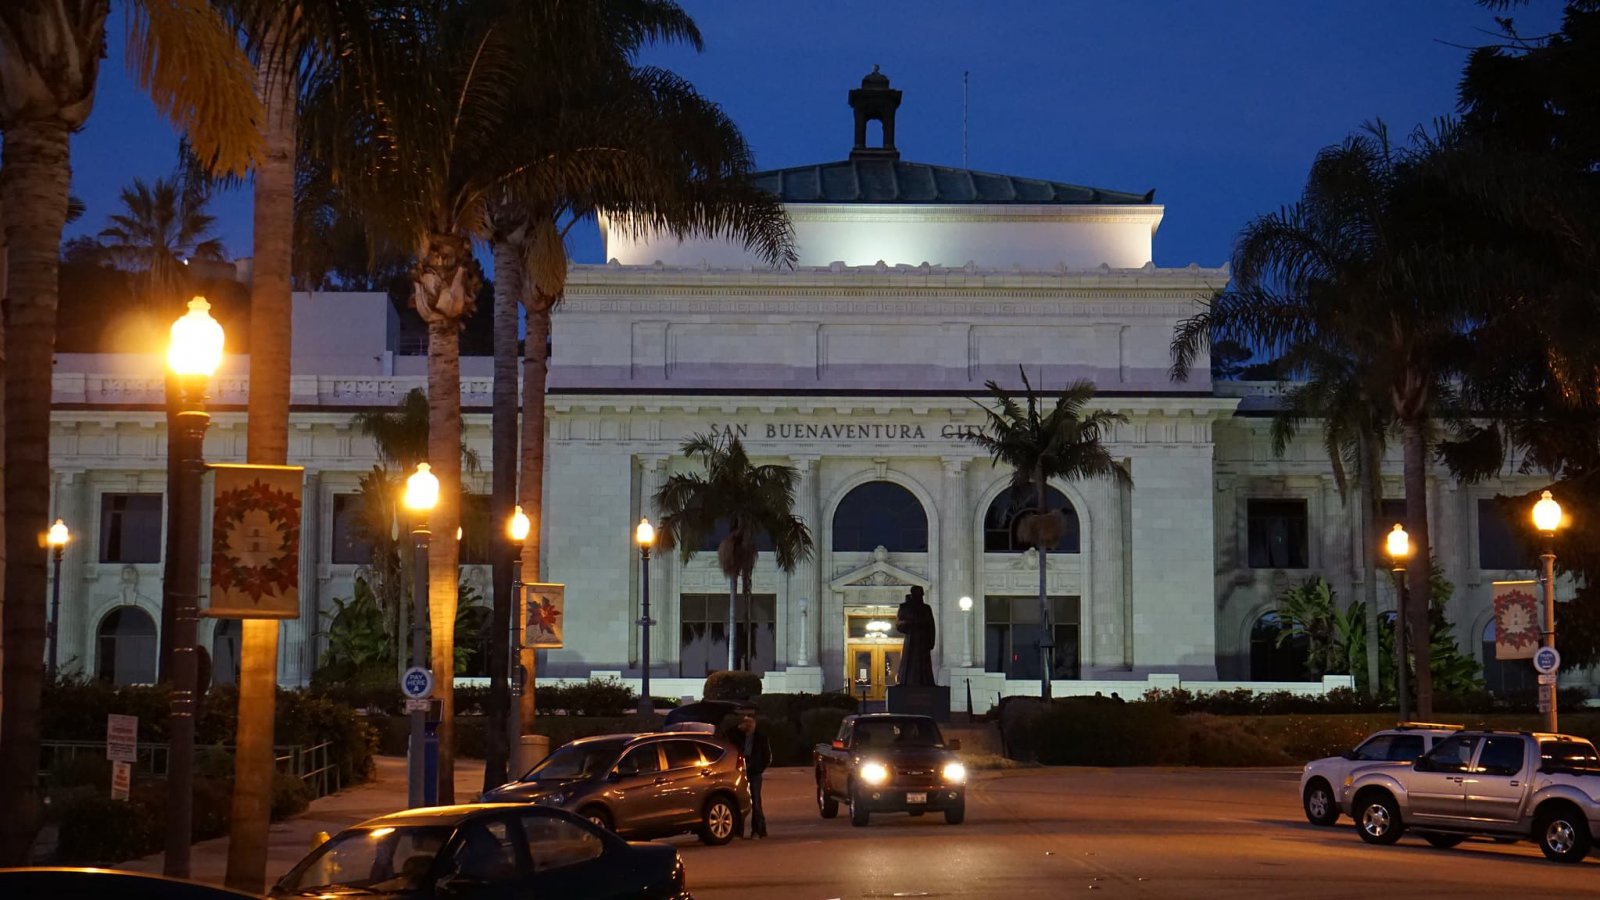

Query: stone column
[788,455,822,670]
[1090,472,1128,670]
[53,470,91,675]
[1128,448,1218,678]
[287,472,322,686]
[939,457,972,674]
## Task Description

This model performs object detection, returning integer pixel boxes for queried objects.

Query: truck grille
[894,767,939,787]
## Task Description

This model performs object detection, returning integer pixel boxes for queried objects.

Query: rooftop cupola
[848,65,902,161]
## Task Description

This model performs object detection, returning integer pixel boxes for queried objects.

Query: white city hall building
[48,72,1557,708]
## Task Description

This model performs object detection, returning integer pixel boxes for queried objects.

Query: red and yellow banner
[1492,580,1541,660]
[207,464,304,619]
[523,582,564,649]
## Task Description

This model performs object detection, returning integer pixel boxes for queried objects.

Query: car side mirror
[608,769,624,782]
[948,739,962,752]
[831,740,846,751]
[1413,758,1433,773]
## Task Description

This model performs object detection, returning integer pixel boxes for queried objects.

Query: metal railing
[41,740,342,800]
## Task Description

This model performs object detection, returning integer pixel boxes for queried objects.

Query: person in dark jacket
[724,708,772,838]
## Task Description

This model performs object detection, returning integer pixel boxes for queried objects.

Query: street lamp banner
[1492,580,1541,660]
[206,464,305,619]
[524,582,565,648]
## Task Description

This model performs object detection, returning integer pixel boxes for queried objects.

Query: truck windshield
[855,718,942,748]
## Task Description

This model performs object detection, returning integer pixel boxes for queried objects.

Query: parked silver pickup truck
[1346,729,1600,862]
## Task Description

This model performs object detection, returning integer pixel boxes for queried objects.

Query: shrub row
[310,673,680,717]
[1141,686,1593,716]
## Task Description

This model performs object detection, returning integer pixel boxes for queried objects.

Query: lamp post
[46,518,70,678]
[1386,523,1412,723]
[636,517,656,717]
[506,506,530,771]
[1533,490,1564,733]
[958,595,974,668]
[403,462,439,808]
[164,297,223,878]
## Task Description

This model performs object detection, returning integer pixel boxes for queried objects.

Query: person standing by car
[725,708,772,838]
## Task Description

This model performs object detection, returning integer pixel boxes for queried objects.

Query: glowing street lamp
[164,297,223,878]
[1386,524,1413,723]
[506,506,531,768]
[636,518,656,716]
[1533,490,1564,732]
[46,519,70,678]
[403,462,438,808]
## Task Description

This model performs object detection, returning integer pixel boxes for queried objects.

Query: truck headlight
[942,762,967,783]
[860,762,889,785]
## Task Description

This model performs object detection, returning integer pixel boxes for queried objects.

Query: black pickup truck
[813,713,966,827]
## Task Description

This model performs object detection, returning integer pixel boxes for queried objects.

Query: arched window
[1481,619,1538,698]
[983,486,1080,553]
[97,606,157,685]
[1249,612,1311,682]
[211,619,240,686]
[456,605,495,677]
[832,481,928,553]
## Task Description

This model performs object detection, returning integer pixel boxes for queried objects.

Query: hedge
[703,671,763,701]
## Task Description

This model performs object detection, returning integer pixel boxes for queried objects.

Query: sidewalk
[118,755,488,890]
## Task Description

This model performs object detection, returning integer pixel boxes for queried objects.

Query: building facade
[45,73,1560,704]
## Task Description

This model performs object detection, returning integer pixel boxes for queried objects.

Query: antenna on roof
[962,70,969,168]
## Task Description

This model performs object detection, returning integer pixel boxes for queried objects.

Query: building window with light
[983,596,1080,680]
[1246,499,1309,569]
[832,482,928,553]
[98,493,163,564]
[679,593,776,676]
[330,493,375,565]
[983,486,1080,554]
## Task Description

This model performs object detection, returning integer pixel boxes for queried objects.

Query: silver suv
[1300,723,1461,826]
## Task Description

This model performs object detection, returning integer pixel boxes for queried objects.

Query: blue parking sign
[401,666,434,699]
[1533,646,1561,675]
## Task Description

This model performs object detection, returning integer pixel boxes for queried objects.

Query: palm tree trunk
[0,116,73,864]
[1036,475,1052,701]
[428,319,462,805]
[227,38,296,891]
[726,575,737,672]
[1362,437,1383,697]
[1401,417,1434,719]
[484,236,521,788]
[518,296,552,732]
[742,569,755,673]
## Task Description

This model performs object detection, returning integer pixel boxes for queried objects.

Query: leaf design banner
[208,464,305,619]
[524,582,565,649]
[1492,580,1541,661]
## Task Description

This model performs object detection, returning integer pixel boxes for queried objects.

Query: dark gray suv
[482,732,752,845]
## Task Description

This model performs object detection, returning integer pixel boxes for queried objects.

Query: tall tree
[960,368,1130,700]
[0,0,260,864]
[654,434,814,673]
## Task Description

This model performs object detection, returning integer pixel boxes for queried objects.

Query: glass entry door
[845,613,903,701]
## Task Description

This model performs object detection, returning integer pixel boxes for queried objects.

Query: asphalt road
[658,766,1600,899]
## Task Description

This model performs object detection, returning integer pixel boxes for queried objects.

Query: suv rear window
[695,741,726,763]
[662,741,704,770]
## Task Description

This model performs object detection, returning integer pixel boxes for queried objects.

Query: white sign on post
[106,714,138,763]
[111,760,132,800]
[401,666,434,701]
[1539,672,1558,686]
[1533,646,1562,676]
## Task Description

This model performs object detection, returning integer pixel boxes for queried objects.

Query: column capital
[941,456,973,477]
[639,454,670,472]
[790,454,821,473]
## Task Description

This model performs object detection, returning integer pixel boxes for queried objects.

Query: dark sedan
[271,803,688,900]
[0,868,263,900]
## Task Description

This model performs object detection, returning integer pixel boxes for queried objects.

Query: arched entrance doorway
[97,606,157,685]
[830,481,931,699]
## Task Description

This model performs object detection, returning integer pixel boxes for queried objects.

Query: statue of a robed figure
[895,586,937,687]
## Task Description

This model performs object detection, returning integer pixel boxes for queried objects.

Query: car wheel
[945,802,965,825]
[1536,806,1592,863]
[1302,779,1339,827]
[1423,832,1465,849]
[850,787,870,828]
[1355,792,1404,846]
[580,806,613,833]
[817,780,838,819]
[699,795,739,846]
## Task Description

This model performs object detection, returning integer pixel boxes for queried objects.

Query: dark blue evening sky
[65,1,1561,270]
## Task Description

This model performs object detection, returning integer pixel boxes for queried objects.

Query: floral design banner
[1492,580,1541,660]
[208,464,304,619]
[523,582,564,649]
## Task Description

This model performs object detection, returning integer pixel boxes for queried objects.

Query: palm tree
[1171,123,1523,719]
[961,368,1130,700]
[655,435,814,673]
[0,0,260,865]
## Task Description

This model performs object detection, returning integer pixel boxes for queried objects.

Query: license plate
[906,792,926,804]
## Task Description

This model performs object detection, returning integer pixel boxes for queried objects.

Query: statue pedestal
[886,685,951,722]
